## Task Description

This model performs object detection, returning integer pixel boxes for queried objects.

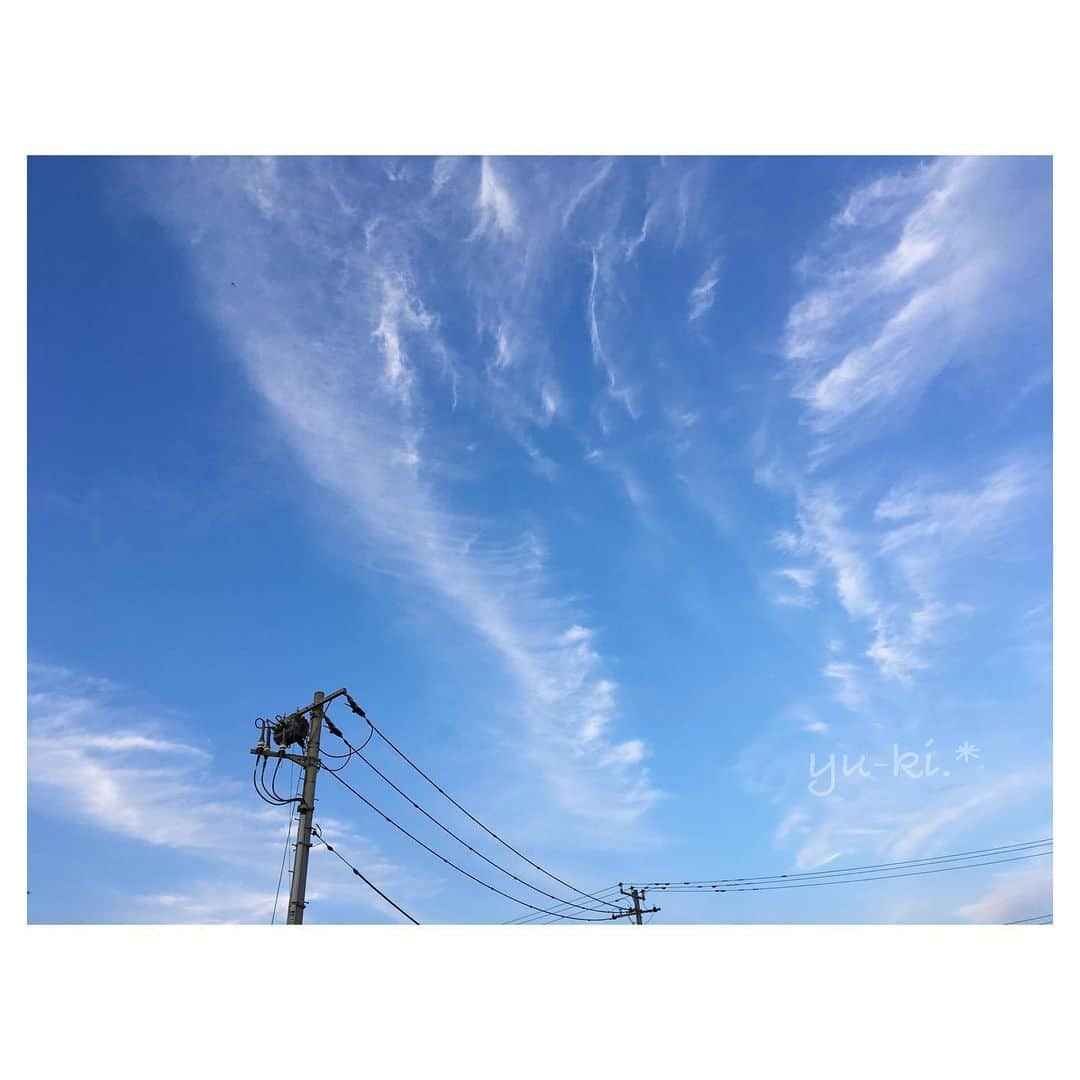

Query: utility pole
[252,688,350,925]
[285,690,325,924]
[614,883,660,924]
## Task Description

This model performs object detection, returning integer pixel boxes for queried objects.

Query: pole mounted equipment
[272,712,310,750]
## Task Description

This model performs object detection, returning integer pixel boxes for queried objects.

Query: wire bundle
[312,696,628,923]
[626,838,1053,894]
[262,689,1053,927]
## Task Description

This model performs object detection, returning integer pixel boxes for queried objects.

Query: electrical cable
[349,708,622,911]
[311,825,420,925]
[505,885,626,924]
[630,837,1053,888]
[320,721,373,775]
[322,767,617,922]
[271,762,302,924]
[323,732,615,915]
[264,754,301,804]
[1005,912,1053,924]
[508,885,624,921]
[644,850,1052,893]
[252,755,276,805]
[253,754,294,806]
[270,754,289,801]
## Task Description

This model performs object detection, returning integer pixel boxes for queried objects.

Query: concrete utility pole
[285,690,325,924]
[252,688,350,925]
[616,884,660,924]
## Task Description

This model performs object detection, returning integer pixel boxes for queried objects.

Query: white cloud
[688,258,721,321]
[865,601,970,683]
[823,661,865,711]
[135,885,295,924]
[771,566,817,608]
[622,204,655,261]
[371,271,439,407]
[785,767,1047,875]
[876,457,1040,556]
[776,566,815,590]
[588,246,639,419]
[28,663,431,922]
[778,454,1039,685]
[954,862,1052,924]
[562,158,613,229]
[28,663,280,858]
[792,489,879,622]
[584,446,650,515]
[431,156,462,195]
[784,157,1050,450]
[137,158,658,833]
[774,806,810,843]
[832,165,936,229]
[886,770,1045,860]
[474,157,519,239]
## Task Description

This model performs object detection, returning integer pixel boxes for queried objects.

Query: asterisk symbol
[955,741,980,763]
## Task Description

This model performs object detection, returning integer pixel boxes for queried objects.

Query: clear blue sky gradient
[28,157,1052,923]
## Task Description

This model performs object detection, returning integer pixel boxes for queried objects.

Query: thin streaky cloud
[688,258,721,321]
[137,157,659,834]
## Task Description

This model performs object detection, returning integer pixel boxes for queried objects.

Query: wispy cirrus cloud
[688,258,721,321]
[770,566,817,608]
[790,766,1048,874]
[785,488,880,622]
[135,157,664,834]
[738,701,1049,873]
[588,244,640,420]
[770,447,1043,685]
[784,157,1050,452]
[822,661,866,711]
[473,156,519,240]
[875,456,1041,559]
[953,860,1053,924]
[28,662,278,859]
[737,157,1051,885]
[562,158,614,229]
[28,662,426,922]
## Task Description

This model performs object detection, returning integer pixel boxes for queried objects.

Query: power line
[508,886,623,923]
[1006,912,1053,924]
[505,885,625,924]
[311,826,420,925]
[630,838,1053,888]
[646,851,1052,894]
[318,704,373,773]
[253,753,298,806]
[325,730,616,915]
[322,767,616,922]
[271,762,302,924]
[350,708,622,912]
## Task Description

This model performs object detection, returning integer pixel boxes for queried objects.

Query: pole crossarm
[280,688,348,723]
[250,747,309,768]
[609,906,661,921]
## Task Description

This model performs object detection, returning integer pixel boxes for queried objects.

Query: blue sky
[28,156,1052,924]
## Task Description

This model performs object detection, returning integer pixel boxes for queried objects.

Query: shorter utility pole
[614,883,660,924]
